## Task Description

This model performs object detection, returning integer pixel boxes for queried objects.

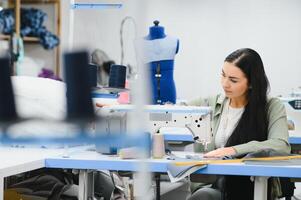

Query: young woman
[188,48,290,200]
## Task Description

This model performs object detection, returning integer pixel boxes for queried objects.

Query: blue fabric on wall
[0,9,15,34]
[0,8,59,49]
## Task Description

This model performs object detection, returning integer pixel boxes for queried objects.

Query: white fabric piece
[215,100,245,148]
[134,35,178,64]
[6,76,72,147]
[12,76,66,120]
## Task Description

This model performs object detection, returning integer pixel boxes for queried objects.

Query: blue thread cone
[108,64,126,89]
[64,51,95,120]
[88,63,98,88]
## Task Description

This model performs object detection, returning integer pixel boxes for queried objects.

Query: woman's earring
[249,86,252,90]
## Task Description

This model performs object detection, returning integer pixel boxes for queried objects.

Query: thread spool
[152,133,165,159]
[88,63,98,88]
[64,51,95,120]
[109,64,126,89]
[0,57,18,122]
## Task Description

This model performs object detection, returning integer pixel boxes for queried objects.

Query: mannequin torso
[145,21,179,104]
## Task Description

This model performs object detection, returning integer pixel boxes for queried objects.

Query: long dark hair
[225,48,270,147]
[223,49,271,200]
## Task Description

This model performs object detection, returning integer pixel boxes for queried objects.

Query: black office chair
[279,178,295,200]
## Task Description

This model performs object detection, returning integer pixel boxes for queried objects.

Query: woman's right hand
[204,147,236,158]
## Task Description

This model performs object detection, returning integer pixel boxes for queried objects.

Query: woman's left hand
[204,147,236,158]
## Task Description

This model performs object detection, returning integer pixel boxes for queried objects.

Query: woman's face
[221,62,249,100]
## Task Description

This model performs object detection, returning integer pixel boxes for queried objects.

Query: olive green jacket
[188,94,291,155]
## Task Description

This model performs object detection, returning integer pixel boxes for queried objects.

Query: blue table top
[45,151,301,178]
[45,152,169,172]
[289,137,301,144]
[197,163,301,178]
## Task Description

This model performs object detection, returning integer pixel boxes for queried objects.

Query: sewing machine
[95,105,212,153]
[280,97,301,137]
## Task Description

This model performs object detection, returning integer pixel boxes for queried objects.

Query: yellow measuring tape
[174,155,301,166]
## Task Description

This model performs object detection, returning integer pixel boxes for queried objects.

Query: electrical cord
[119,16,137,67]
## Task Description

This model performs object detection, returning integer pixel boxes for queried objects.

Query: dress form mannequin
[146,20,166,40]
[145,20,179,104]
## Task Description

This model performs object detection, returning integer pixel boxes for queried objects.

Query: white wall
[62,0,301,100]
[61,0,147,62]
